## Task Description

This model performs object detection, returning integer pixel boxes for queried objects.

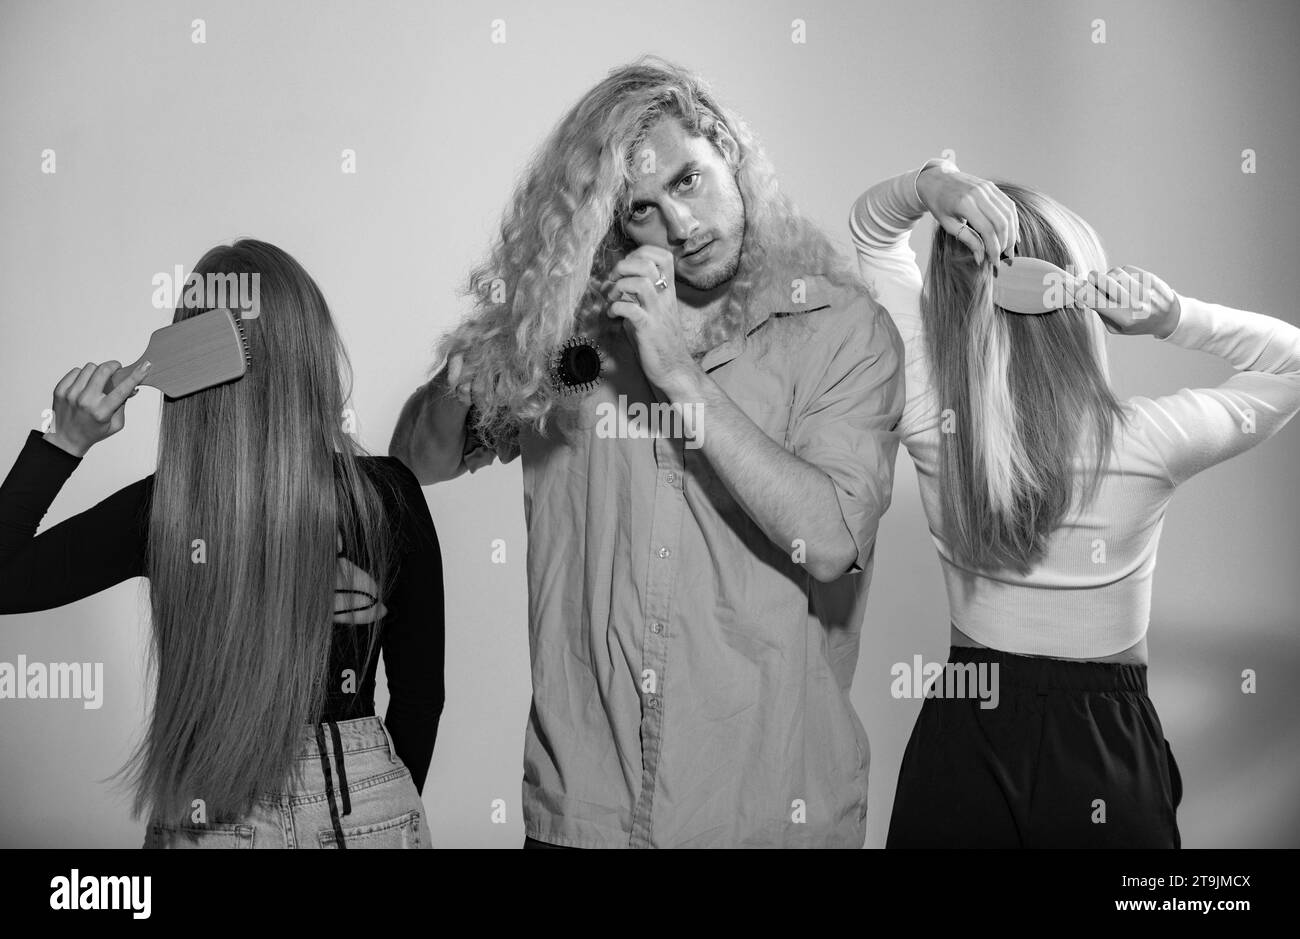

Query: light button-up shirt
[458,276,904,847]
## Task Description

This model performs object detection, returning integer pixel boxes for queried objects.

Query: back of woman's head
[922,183,1125,574]
[128,239,394,824]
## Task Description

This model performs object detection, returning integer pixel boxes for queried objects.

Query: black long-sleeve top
[0,430,444,793]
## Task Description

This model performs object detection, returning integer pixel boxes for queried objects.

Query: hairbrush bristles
[228,309,252,364]
[549,336,603,393]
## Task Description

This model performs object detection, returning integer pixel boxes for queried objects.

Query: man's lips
[681,239,714,260]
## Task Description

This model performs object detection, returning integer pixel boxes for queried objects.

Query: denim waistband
[290,714,395,762]
[945,645,1149,693]
[255,716,400,799]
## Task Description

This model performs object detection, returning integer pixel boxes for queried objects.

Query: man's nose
[661,201,698,245]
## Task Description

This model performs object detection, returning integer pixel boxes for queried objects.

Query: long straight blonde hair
[922,183,1127,573]
[124,239,396,824]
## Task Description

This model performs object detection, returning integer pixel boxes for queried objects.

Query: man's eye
[678,173,700,192]
[628,204,652,222]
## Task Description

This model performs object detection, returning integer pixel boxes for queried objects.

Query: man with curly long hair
[392,57,904,847]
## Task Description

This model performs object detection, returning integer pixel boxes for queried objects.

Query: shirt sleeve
[401,365,520,481]
[848,167,930,315]
[463,404,521,472]
[0,430,150,613]
[377,457,446,794]
[847,167,937,447]
[788,297,905,574]
[1129,295,1300,485]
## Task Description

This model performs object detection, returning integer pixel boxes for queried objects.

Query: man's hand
[603,245,702,399]
[916,159,1018,265]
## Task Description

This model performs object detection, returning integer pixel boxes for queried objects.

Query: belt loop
[328,719,352,816]
[315,721,349,849]
[378,716,401,765]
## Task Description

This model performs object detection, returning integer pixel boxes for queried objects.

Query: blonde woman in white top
[849,158,1300,847]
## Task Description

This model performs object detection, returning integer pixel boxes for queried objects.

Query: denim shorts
[142,715,432,849]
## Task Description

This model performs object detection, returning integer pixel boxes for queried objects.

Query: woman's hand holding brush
[1074,266,1182,339]
[43,360,152,457]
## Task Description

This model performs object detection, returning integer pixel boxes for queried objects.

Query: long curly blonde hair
[438,55,863,450]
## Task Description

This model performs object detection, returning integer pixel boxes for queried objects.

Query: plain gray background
[1,0,1297,847]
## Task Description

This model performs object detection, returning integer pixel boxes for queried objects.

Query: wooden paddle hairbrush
[109,308,251,399]
[992,257,1088,314]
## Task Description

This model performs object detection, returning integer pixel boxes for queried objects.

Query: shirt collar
[700,285,836,373]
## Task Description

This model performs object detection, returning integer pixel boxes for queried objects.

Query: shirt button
[651,621,663,634]
[658,546,671,559]
[666,472,676,484]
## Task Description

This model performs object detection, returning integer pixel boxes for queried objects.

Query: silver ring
[956,219,969,236]
[653,276,668,291]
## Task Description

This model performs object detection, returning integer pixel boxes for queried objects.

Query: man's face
[621,118,745,291]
